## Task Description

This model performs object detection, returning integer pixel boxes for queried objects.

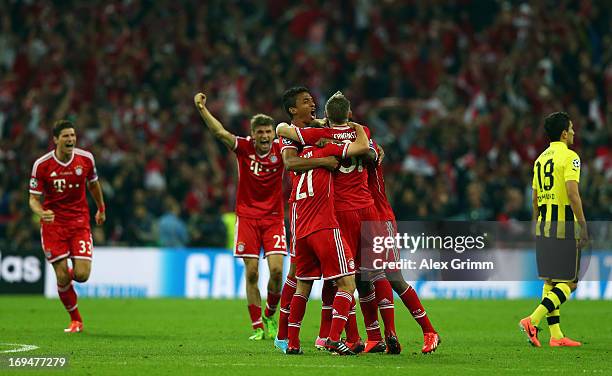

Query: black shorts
[536,237,581,282]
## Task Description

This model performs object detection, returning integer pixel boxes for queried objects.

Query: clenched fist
[194,92,207,110]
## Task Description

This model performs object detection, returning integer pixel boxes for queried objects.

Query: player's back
[532,141,581,239]
[291,144,348,238]
[233,137,284,218]
[29,148,97,225]
[295,125,375,211]
[367,162,395,222]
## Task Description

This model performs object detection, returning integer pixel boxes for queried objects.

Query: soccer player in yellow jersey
[519,112,588,347]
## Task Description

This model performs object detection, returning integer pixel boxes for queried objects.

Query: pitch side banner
[0,249,45,294]
[44,247,612,299]
[44,247,318,299]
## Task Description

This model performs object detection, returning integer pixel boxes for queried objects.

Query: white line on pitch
[0,343,39,353]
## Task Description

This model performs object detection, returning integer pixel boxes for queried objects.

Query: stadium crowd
[0,0,610,251]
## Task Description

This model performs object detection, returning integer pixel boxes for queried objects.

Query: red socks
[264,291,281,318]
[319,280,336,338]
[399,286,435,333]
[57,282,82,322]
[328,290,353,342]
[287,293,308,349]
[373,275,396,336]
[247,304,264,330]
[345,299,360,343]
[359,290,382,341]
[277,276,297,340]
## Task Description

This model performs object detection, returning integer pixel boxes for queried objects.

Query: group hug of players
[194,87,440,355]
[28,84,584,352]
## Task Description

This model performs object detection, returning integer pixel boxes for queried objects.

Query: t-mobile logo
[250,160,261,176]
[53,179,66,192]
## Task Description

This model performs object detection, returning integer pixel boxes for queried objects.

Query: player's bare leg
[243,258,265,339]
[53,258,84,333]
[263,254,283,339]
[72,258,92,282]
[387,271,440,353]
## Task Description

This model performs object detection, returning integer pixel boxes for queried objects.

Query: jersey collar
[53,150,75,167]
[550,141,568,149]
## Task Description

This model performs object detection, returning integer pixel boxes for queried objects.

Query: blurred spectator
[125,205,157,246]
[157,198,188,248]
[0,1,609,249]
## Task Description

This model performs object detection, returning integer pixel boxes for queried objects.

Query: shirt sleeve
[295,127,330,145]
[30,168,43,195]
[233,136,251,156]
[280,136,298,153]
[88,154,99,183]
[564,151,581,183]
[29,163,43,195]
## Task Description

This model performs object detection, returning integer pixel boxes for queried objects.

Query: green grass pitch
[0,297,610,375]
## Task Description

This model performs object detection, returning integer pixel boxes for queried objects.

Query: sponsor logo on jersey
[50,171,57,177]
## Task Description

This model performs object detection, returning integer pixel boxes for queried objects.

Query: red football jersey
[279,136,302,205]
[292,143,349,238]
[29,148,98,226]
[367,162,395,221]
[295,125,377,211]
[233,136,284,219]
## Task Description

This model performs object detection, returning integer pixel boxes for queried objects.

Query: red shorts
[335,205,378,269]
[234,216,287,258]
[40,222,93,263]
[295,228,355,280]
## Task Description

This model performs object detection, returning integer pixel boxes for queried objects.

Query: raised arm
[194,92,237,149]
[282,148,339,172]
[276,123,301,142]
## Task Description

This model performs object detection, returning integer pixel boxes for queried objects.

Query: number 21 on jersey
[296,170,314,200]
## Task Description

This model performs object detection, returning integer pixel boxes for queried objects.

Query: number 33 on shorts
[71,230,94,259]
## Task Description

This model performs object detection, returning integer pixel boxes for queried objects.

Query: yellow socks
[530,283,571,326]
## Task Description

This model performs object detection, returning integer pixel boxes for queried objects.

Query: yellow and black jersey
[532,142,581,239]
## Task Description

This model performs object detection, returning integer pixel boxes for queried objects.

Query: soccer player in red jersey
[366,146,441,354]
[278,93,394,353]
[275,87,340,352]
[28,120,106,333]
[285,121,371,355]
[194,92,286,340]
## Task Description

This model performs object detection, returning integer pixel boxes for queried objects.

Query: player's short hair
[250,114,274,132]
[282,86,310,118]
[325,92,350,124]
[52,119,75,138]
[544,112,571,141]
